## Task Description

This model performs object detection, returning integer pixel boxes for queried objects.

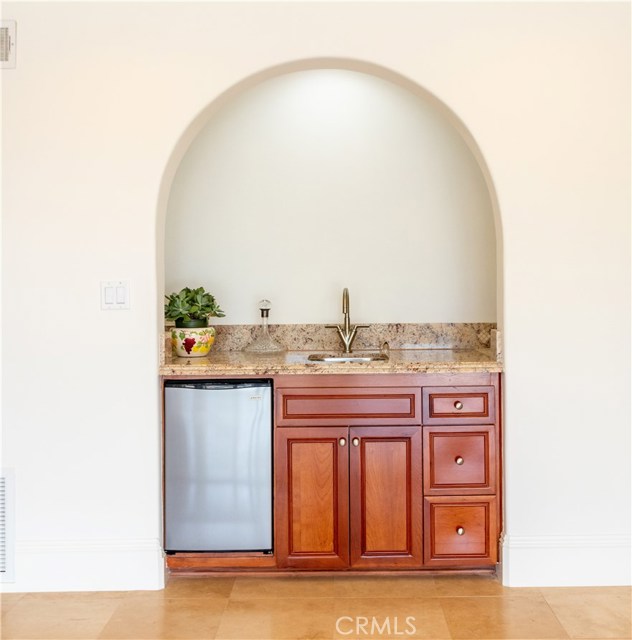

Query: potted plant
[165,286,225,357]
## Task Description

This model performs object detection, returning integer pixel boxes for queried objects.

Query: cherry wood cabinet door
[275,427,350,569]
[349,426,423,568]
[423,496,498,567]
[422,386,495,425]
[276,387,421,427]
[423,425,496,495]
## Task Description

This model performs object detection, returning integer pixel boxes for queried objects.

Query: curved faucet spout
[342,288,350,333]
[342,288,349,314]
[326,287,369,353]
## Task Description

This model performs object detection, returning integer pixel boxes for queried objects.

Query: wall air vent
[1,21,17,69]
[0,470,15,582]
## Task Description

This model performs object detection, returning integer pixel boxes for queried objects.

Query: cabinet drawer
[423,496,497,566]
[276,387,421,426]
[422,386,495,425]
[423,426,496,495]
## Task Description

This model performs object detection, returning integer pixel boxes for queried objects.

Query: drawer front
[423,426,496,495]
[423,496,497,566]
[276,387,421,426]
[422,386,495,425]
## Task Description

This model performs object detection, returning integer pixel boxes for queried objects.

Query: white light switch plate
[101,280,130,310]
[1,21,17,69]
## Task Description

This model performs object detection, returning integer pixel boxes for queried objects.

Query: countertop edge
[159,352,503,376]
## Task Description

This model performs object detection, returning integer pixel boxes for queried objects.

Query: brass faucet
[326,288,368,353]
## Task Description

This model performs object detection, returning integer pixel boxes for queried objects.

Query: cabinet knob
[456,526,465,536]
[339,438,347,447]
[454,401,464,410]
[455,456,464,465]
[352,437,360,447]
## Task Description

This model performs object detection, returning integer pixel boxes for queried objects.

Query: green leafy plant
[164,286,225,327]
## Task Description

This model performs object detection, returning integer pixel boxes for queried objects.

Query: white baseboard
[501,533,632,587]
[0,538,165,592]
[4,534,629,591]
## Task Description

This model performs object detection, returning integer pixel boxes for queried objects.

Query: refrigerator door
[165,381,272,552]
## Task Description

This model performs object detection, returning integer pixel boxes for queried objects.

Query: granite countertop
[160,348,502,376]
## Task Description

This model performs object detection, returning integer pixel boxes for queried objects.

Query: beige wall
[165,68,497,325]
[2,2,629,590]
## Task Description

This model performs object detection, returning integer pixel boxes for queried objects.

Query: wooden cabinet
[276,386,421,426]
[276,374,501,572]
[423,425,496,495]
[423,496,498,566]
[275,424,422,569]
[421,383,501,568]
[422,386,495,425]
[349,427,422,568]
[275,427,350,569]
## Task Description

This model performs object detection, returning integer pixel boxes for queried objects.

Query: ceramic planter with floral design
[171,321,216,358]
[164,286,224,357]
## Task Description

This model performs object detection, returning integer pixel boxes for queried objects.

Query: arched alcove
[156,59,503,331]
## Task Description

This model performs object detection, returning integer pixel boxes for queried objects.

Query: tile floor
[1,574,630,639]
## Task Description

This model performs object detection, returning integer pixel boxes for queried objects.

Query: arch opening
[156,58,504,333]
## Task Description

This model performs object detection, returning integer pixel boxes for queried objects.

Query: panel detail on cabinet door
[423,425,496,495]
[276,387,421,426]
[365,440,408,551]
[422,386,495,425]
[423,496,497,567]
[290,441,336,554]
[350,426,422,568]
[275,427,349,569]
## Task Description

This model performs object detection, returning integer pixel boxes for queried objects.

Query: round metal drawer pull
[352,437,360,447]
[454,401,464,410]
[455,456,464,465]
[456,527,465,536]
[339,438,347,447]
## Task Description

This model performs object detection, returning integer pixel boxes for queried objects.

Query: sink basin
[307,352,389,363]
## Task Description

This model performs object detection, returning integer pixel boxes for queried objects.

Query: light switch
[1,21,17,70]
[101,280,130,310]
[104,286,115,304]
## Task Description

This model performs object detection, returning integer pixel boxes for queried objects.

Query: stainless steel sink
[307,352,389,363]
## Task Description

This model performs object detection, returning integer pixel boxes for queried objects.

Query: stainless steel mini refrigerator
[164,379,273,552]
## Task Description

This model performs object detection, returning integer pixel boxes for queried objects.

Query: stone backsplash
[165,322,495,353]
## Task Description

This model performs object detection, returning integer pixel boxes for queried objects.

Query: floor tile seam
[228,595,339,603]
[540,592,632,604]
[209,597,232,640]
[91,595,139,640]
[331,595,442,600]
[0,592,28,606]
[1,603,23,616]
[566,637,632,640]
[96,598,231,640]
[433,594,548,600]
[128,595,233,601]
[228,595,452,601]
[228,594,442,600]
[539,596,573,640]
[538,594,632,640]
[445,638,553,640]
[435,597,573,640]
[16,595,129,601]
[437,596,464,640]
[213,608,344,640]
[408,596,453,640]
[333,595,442,604]
[19,591,131,597]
